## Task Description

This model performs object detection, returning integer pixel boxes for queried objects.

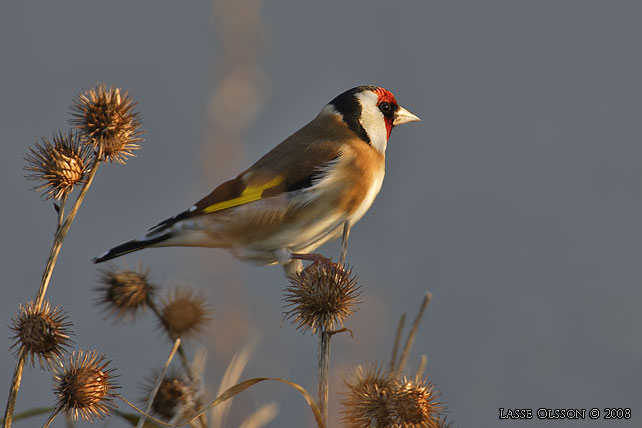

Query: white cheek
[355,92,388,154]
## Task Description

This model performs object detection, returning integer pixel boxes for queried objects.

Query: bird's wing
[147,129,347,234]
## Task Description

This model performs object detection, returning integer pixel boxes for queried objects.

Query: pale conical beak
[393,106,421,125]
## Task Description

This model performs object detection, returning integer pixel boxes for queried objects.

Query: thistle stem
[339,221,351,265]
[148,301,207,428]
[137,338,181,428]
[416,354,428,380]
[56,196,67,229]
[2,349,26,428]
[34,148,102,308]
[3,148,102,428]
[41,408,61,428]
[318,330,331,426]
[389,313,406,372]
[397,292,432,376]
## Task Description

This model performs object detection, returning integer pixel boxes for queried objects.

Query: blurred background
[1,1,641,427]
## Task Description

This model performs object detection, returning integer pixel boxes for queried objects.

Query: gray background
[1,1,641,427]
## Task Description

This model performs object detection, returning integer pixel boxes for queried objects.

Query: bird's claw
[290,253,346,274]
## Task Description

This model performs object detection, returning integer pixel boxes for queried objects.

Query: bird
[93,85,420,275]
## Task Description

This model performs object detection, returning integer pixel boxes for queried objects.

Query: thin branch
[389,313,406,372]
[147,300,207,428]
[34,147,102,308]
[327,327,353,338]
[41,408,61,428]
[317,330,331,426]
[0,407,53,424]
[137,338,181,428]
[397,292,432,376]
[56,196,67,229]
[2,349,26,428]
[416,354,428,380]
[339,221,351,265]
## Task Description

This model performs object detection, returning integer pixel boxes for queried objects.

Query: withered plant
[5,85,452,428]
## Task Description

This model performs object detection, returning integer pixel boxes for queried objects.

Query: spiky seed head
[53,350,119,422]
[69,84,144,163]
[10,301,74,369]
[392,378,443,428]
[283,258,361,334]
[341,364,397,428]
[159,286,213,339]
[24,130,92,200]
[341,366,445,428]
[436,416,453,428]
[95,264,157,321]
[140,370,199,421]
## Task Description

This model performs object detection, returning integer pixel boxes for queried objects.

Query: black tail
[93,233,171,263]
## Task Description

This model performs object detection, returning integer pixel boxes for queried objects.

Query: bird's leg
[273,248,303,277]
[291,253,346,274]
[275,249,343,276]
[290,252,328,263]
[339,221,351,265]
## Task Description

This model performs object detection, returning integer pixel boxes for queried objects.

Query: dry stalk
[390,313,406,372]
[40,408,61,428]
[34,147,102,308]
[318,329,331,424]
[137,338,181,428]
[120,376,325,428]
[397,292,432,376]
[3,147,103,428]
[339,221,351,265]
[148,299,208,428]
[416,354,429,380]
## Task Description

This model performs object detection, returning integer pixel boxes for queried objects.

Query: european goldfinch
[94,86,420,274]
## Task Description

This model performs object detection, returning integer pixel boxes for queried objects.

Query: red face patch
[373,87,398,105]
[372,87,398,139]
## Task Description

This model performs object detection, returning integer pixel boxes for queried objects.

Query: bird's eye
[379,102,392,115]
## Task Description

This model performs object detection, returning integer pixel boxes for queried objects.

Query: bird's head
[322,85,420,154]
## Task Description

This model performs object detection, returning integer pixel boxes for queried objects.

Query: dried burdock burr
[52,350,119,422]
[24,130,92,200]
[69,84,144,163]
[341,364,397,428]
[10,300,73,369]
[158,285,213,339]
[391,377,443,428]
[139,370,199,421]
[95,264,157,321]
[283,258,360,334]
[436,416,454,428]
[341,364,444,428]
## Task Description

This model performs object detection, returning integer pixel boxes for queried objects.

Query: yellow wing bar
[202,176,284,214]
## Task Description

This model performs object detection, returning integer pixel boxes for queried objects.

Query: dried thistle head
[392,377,443,428]
[283,258,361,334]
[95,264,157,321]
[341,364,397,428]
[24,130,92,200]
[436,416,453,428]
[341,365,444,428]
[139,370,199,421]
[69,84,143,163]
[158,286,213,339]
[53,350,119,422]
[10,301,73,369]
